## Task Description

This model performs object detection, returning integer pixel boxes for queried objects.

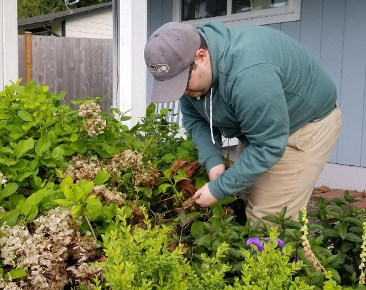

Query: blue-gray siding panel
[280,21,300,42]
[319,0,345,162]
[299,0,323,63]
[337,0,366,166]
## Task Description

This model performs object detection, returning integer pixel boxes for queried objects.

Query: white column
[0,0,18,89]
[113,0,147,127]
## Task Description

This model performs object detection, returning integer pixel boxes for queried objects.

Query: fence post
[25,31,32,84]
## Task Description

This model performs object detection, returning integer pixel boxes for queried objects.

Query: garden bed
[0,81,365,289]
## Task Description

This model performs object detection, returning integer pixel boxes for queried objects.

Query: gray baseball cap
[144,22,200,103]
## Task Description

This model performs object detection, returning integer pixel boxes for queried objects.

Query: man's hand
[193,183,218,207]
[208,164,226,181]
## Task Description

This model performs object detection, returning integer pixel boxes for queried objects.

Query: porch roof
[18,2,112,28]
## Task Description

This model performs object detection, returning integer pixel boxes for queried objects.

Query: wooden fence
[18,35,113,110]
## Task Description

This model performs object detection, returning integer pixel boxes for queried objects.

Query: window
[173,0,301,26]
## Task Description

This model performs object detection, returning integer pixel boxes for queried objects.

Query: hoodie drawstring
[203,88,215,144]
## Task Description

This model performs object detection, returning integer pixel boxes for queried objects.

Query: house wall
[0,0,18,89]
[147,0,366,174]
[66,9,113,39]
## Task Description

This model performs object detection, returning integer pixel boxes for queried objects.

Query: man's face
[184,49,212,98]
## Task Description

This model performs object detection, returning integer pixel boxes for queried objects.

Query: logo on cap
[149,64,169,73]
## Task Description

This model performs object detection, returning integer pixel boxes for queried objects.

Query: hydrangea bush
[0,81,365,289]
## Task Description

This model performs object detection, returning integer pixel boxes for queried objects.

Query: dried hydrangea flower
[78,102,106,136]
[0,207,99,289]
[0,171,7,185]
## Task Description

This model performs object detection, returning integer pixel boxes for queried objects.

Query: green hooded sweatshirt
[179,22,337,201]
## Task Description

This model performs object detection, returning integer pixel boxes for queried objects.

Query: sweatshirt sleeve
[208,64,290,200]
[180,95,224,171]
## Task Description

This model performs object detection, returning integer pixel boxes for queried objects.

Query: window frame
[172,0,301,26]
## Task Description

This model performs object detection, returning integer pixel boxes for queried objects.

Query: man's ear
[195,49,209,63]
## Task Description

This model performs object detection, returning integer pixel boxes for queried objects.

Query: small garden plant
[0,80,365,289]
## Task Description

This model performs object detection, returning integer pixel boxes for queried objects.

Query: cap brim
[150,66,190,103]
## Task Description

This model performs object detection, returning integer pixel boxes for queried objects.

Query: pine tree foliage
[18,0,111,19]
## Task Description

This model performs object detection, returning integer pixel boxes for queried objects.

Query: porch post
[113,0,147,127]
[0,0,18,89]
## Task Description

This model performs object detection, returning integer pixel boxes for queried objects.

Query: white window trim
[172,0,301,26]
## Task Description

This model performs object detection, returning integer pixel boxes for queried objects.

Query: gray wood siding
[147,0,366,168]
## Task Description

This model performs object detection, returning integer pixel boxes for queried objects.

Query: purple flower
[293,257,300,262]
[246,237,285,253]
[246,237,264,252]
[264,237,285,248]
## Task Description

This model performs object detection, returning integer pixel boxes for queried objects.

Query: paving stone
[353,199,366,210]
[311,187,366,210]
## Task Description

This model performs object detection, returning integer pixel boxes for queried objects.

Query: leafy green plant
[306,193,366,286]
[2,81,366,289]
[96,206,233,290]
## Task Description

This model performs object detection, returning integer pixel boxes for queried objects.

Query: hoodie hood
[197,22,229,89]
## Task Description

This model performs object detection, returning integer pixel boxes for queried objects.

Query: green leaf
[325,255,341,268]
[338,223,348,240]
[25,204,38,222]
[213,204,224,218]
[307,223,324,231]
[277,206,287,218]
[17,187,52,215]
[53,199,75,206]
[0,112,12,119]
[35,136,51,156]
[0,209,20,226]
[338,222,348,240]
[161,154,175,163]
[146,103,156,117]
[157,183,171,194]
[323,229,340,238]
[7,268,27,280]
[30,176,44,189]
[160,108,169,116]
[195,234,210,248]
[85,196,102,220]
[0,183,19,200]
[5,124,22,133]
[262,215,280,224]
[94,170,110,185]
[71,204,84,218]
[18,110,33,122]
[14,138,34,159]
[51,146,64,159]
[349,226,363,234]
[77,180,94,195]
[283,219,302,229]
[344,217,363,227]
[14,171,36,182]
[63,186,74,201]
[73,185,87,203]
[191,221,204,237]
[60,176,74,191]
[57,90,67,100]
[179,141,196,152]
[345,233,362,243]
[326,268,341,284]
[136,187,152,198]
[70,134,78,142]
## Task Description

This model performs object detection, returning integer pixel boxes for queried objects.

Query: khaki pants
[238,105,342,223]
